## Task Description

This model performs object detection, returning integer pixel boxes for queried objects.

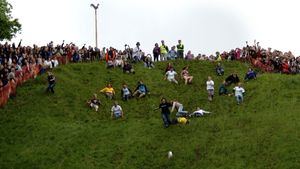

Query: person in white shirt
[170,100,188,117]
[111,101,124,119]
[165,68,178,84]
[206,76,214,101]
[132,42,142,62]
[189,107,211,117]
[233,83,245,105]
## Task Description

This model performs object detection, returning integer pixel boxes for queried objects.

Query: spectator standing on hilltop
[46,71,56,93]
[111,101,124,119]
[176,40,184,59]
[153,43,160,62]
[160,40,169,61]
[233,83,245,105]
[132,42,142,62]
[168,46,177,60]
[206,76,214,101]
[165,68,178,84]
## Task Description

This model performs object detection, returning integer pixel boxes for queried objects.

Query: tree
[0,0,21,41]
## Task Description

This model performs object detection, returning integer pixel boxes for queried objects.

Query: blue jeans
[47,83,55,93]
[161,113,171,127]
[176,105,188,117]
[236,95,243,104]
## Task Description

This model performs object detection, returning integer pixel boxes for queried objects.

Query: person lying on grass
[133,80,149,98]
[100,83,115,99]
[111,101,124,119]
[189,107,212,117]
[165,68,178,84]
[86,93,101,112]
[225,73,240,86]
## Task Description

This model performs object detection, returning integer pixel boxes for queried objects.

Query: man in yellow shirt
[100,83,115,99]
[160,40,169,61]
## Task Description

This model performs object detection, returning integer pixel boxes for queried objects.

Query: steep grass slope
[0,61,299,169]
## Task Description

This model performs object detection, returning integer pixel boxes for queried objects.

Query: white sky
[5,0,300,56]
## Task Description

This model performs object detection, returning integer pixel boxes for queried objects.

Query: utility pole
[90,3,99,48]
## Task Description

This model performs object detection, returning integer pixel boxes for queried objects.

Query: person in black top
[87,94,101,112]
[225,73,240,86]
[46,71,56,93]
[157,98,172,128]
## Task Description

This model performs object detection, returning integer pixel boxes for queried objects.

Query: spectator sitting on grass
[100,83,115,99]
[133,80,149,98]
[111,101,124,119]
[181,66,193,85]
[165,68,178,84]
[87,94,101,112]
[143,54,155,69]
[244,68,257,81]
[121,84,132,101]
[233,82,245,105]
[225,73,240,86]
[215,62,224,76]
[123,61,135,74]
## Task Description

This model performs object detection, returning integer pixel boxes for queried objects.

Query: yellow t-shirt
[100,87,115,94]
[177,117,188,124]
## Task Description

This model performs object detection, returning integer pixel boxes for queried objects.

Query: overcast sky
[6,0,300,55]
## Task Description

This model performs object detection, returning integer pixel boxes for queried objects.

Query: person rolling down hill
[170,100,189,117]
[189,107,212,117]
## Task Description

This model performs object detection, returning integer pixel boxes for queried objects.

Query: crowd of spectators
[1,39,299,107]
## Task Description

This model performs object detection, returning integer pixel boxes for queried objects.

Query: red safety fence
[0,64,42,108]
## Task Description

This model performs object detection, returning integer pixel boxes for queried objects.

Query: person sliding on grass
[100,83,115,99]
[46,71,56,93]
[181,66,193,85]
[165,68,178,84]
[233,82,245,105]
[111,101,124,119]
[170,100,189,117]
[219,80,231,96]
[133,80,149,98]
[121,84,132,101]
[244,68,257,81]
[87,94,101,112]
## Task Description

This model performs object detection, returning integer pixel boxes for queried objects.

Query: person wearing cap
[176,40,184,59]
[160,40,169,61]
[132,42,142,62]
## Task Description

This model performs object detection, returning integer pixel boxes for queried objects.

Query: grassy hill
[0,60,299,169]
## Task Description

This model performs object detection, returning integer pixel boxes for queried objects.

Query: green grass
[0,60,299,169]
